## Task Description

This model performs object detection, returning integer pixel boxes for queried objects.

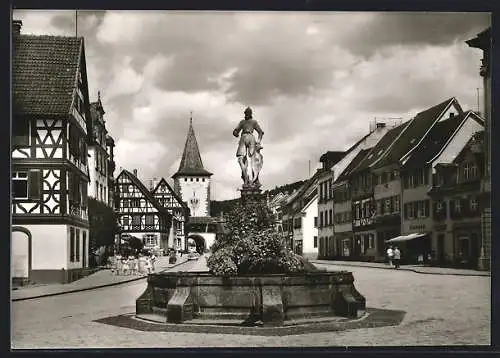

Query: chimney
[133,169,138,177]
[376,122,386,129]
[12,20,22,35]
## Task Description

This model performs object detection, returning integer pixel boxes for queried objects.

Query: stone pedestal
[240,184,262,205]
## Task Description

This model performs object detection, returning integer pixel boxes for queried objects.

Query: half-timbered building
[12,21,92,284]
[115,169,173,253]
[152,178,190,252]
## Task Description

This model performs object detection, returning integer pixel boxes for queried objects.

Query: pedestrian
[122,256,130,275]
[133,256,139,275]
[393,247,401,269]
[145,256,152,274]
[115,253,122,275]
[386,246,394,267]
[150,252,157,272]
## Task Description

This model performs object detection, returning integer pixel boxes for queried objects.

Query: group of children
[109,252,157,276]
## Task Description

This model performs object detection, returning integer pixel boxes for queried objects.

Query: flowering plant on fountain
[207,199,316,276]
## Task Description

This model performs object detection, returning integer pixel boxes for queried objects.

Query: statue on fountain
[233,107,264,189]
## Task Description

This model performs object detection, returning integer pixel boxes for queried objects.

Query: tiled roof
[121,169,171,217]
[402,111,471,168]
[373,97,459,169]
[351,123,408,173]
[152,177,189,212]
[188,216,221,225]
[336,148,372,182]
[12,34,82,116]
[453,128,485,164]
[173,119,213,177]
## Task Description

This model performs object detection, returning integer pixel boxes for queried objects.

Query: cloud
[12,10,489,200]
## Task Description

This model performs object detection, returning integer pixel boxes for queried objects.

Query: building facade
[428,132,485,268]
[151,178,190,252]
[12,21,92,284]
[466,28,491,271]
[115,169,173,253]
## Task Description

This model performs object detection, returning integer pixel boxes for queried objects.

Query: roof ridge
[122,169,169,215]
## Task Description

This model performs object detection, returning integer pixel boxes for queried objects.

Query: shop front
[385,232,432,264]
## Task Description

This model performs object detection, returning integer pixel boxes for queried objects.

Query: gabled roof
[453,129,485,164]
[152,177,189,212]
[402,111,481,169]
[350,123,408,174]
[286,170,322,209]
[119,169,171,216]
[373,97,460,169]
[13,34,83,116]
[336,148,372,182]
[173,118,213,178]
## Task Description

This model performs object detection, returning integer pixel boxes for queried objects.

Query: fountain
[136,107,366,327]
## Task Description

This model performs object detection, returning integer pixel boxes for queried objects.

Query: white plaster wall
[88,146,108,203]
[432,116,484,169]
[25,224,67,270]
[302,196,319,257]
[178,176,211,217]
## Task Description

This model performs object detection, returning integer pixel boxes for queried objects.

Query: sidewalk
[310,259,490,277]
[11,255,190,301]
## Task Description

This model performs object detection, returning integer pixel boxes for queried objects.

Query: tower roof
[172,117,213,178]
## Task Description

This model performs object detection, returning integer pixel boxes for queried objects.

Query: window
[184,178,187,182]
[314,236,318,248]
[408,175,415,188]
[145,215,154,226]
[122,216,129,226]
[329,210,333,226]
[376,200,382,215]
[13,119,30,147]
[70,227,75,262]
[12,172,28,199]
[123,199,129,208]
[75,229,80,262]
[314,216,318,227]
[132,215,141,225]
[320,212,324,227]
[368,235,375,249]
[196,178,199,182]
[394,196,400,213]
[455,199,462,213]
[131,199,140,207]
[463,163,478,181]
[190,178,193,182]
[144,234,157,247]
[470,197,478,212]
[384,199,391,214]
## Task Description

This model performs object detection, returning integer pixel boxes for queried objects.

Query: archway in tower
[187,235,206,254]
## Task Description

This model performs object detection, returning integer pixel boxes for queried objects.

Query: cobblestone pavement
[11,260,490,349]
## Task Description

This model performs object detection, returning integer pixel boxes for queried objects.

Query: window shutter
[68,171,74,200]
[82,180,88,206]
[425,200,430,217]
[403,203,408,219]
[29,170,41,200]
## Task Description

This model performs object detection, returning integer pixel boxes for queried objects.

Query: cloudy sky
[13,10,490,200]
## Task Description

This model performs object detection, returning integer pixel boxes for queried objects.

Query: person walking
[393,247,401,269]
[386,246,394,267]
[150,253,157,273]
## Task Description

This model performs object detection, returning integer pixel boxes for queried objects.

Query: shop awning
[385,233,427,243]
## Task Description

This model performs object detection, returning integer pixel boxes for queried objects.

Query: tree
[88,198,117,253]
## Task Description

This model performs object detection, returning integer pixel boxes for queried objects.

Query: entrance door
[437,234,445,263]
[12,230,30,280]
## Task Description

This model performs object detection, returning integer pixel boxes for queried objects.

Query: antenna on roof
[75,10,78,37]
[476,87,480,114]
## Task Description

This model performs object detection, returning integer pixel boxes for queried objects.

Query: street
[12,259,490,348]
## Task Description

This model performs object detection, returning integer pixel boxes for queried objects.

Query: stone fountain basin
[136,271,366,327]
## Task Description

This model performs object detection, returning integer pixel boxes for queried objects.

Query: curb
[11,259,191,302]
[310,260,490,277]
